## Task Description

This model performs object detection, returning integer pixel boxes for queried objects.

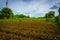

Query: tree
[0,8,14,19]
[0,11,3,19]
[45,13,49,21]
[15,14,30,18]
[45,11,55,21]
[48,11,55,18]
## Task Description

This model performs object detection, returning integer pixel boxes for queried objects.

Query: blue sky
[0,0,60,17]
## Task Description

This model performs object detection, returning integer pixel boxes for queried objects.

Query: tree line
[0,7,56,20]
[0,7,30,19]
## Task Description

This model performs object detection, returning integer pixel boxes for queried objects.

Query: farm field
[0,0,60,40]
[0,21,60,40]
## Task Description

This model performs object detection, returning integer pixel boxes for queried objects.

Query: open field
[0,21,60,40]
[0,18,46,22]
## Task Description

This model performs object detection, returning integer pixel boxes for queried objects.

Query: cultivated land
[0,20,60,40]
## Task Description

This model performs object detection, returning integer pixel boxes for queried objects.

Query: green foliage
[0,8,14,19]
[55,16,58,22]
[0,11,4,19]
[48,11,55,18]
[54,16,60,26]
[15,14,30,18]
[45,13,49,21]
[45,11,55,21]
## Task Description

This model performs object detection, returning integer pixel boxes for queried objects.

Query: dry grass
[0,21,59,40]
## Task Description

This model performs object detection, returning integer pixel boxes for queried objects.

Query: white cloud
[8,0,60,17]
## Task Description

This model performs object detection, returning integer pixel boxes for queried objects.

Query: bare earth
[0,21,60,40]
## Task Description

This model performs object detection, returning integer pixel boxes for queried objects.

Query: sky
[0,0,60,17]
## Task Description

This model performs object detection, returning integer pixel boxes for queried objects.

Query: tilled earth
[0,21,60,40]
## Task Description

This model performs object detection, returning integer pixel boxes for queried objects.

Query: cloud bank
[0,0,60,17]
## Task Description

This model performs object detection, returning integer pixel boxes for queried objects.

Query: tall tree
[48,11,55,18]
[0,8,14,19]
[45,11,55,21]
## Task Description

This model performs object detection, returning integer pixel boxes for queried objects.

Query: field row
[0,21,59,40]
